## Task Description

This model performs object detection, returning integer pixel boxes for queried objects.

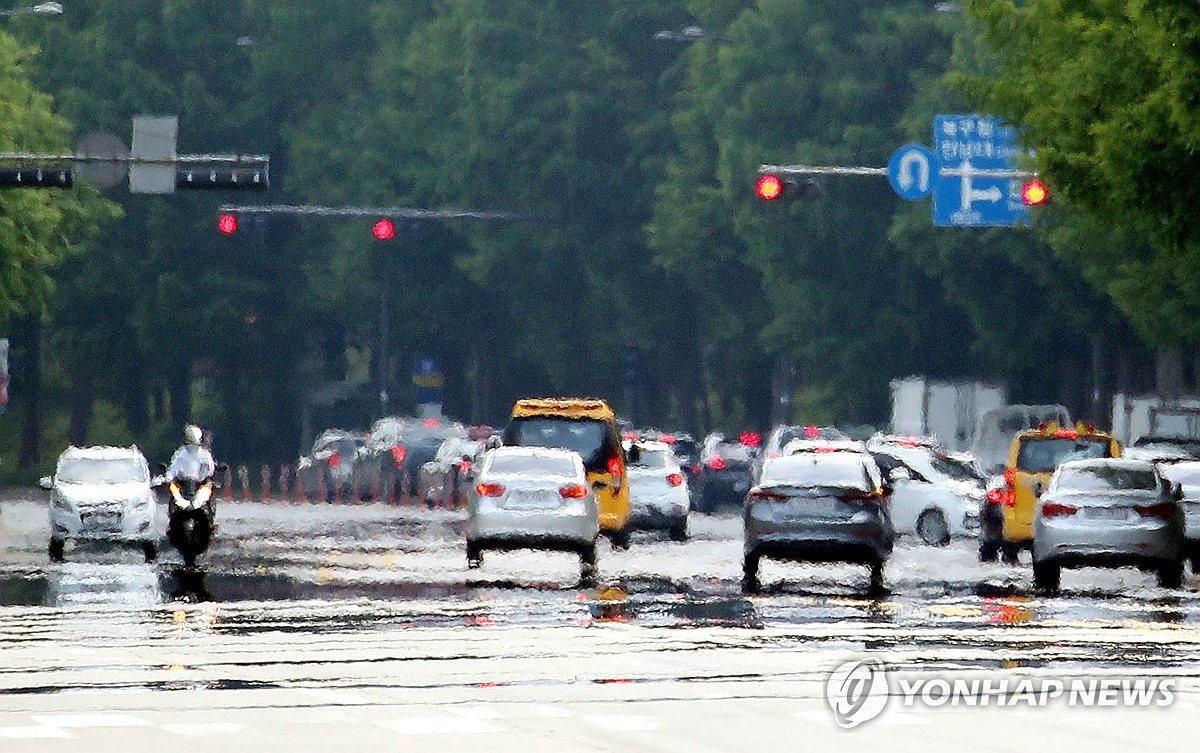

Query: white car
[41,445,158,563]
[626,441,690,541]
[867,441,984,546]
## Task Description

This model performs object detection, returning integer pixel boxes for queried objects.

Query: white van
[971,404,1071,475]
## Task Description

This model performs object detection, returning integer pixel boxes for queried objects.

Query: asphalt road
[1,492,1198,750]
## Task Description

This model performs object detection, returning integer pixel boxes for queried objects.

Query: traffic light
[372,218,396,240]
[176,168,268,191]
[1021,179,1049,206]
[755,173,823,201]
[0,167,73,189]
[217,213,239,235]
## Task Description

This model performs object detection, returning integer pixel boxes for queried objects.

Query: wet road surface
[1,494,1199,749]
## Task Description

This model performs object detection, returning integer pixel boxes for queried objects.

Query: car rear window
[1016,438,1110,473]
[631,449,671,468]
[503,417,615,471]
[487,453,578,478]
[1056,465,1157,492]
[761,455,872,490]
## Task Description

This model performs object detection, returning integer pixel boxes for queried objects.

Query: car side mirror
[38,476,53,490]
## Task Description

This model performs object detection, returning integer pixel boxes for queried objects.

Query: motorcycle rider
[167,424,215,482]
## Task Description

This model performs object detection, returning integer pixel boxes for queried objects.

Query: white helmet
[183,425,203,445]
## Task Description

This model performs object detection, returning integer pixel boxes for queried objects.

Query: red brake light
[1040,501,1078,518]
[475,483,505,497]
[459,460,471,473]
[217,213,238,235]
[986,488,1005,505]
[423,417,440,427]
[1054,429,1079,439]
[608,456,623,476]
[804,425,820,438]
[658,434,676,445]
[391,445,407,468]
[1004,468,1017,488]
[666,473,684,487]
[1135,502,1175,520]
[559,484,589,499]
[373,218,396,240]
[739,432,761,448]
[747,489,787,505]
[708,456,727,471]
[328,452,341,469]
[1002,489,1016,506]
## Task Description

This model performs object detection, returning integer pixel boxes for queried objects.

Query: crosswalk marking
[0,726,73,739]
[31,713,149,728]
[162,723,244,736]
[377,717,502,735]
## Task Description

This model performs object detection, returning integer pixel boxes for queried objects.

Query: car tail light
[1040,501,1078,518]
[1054,429,1079,439]
[1135,502,1176,520]
[708,456,726,471]
[391,445,407,468]
[328,452,341,469]
[607,456,623,477]
[689,465,701,475]
[986,488,1005,505]
[739,432,761,448]
[475,483,505,497]
[1002,489,1016,506]
[746,489,787,506]
[459,460,471,473]
[804,425,820,438]
[1004,468,1016,488]
[840,489,883,505]
[659,434,676,444]
[559,484,588,499]
[667,473,684,487]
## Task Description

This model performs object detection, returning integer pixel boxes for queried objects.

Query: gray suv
[743,451,893,593]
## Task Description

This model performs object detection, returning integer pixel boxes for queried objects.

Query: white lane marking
[583,714,660,732]
[0,726,73,739]
[377,717,502,735]
[529,704,575,719]
[162,723,244,736]
[31,713,149,728]
[447,706,506,720]
[292,687,373,705]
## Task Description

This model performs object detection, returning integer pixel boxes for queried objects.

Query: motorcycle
[165,473,220,567]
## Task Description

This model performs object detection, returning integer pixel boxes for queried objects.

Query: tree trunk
[1155,344,1185,397]
[17,315,42,469]
[68,374,94,446]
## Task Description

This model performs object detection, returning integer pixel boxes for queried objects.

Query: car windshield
[761,456,871,490]
[58,457,147,484]
[930,454,982,481]
[486,453,577,478]
[504,418,614,470]
[1056,465,1158,492]
[1016,438,1110,473]
[631,448,671,468]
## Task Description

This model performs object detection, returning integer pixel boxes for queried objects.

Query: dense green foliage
[0,0,1187,474]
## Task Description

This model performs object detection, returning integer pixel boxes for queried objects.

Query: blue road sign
[932,114,1032,227]
[887,144,935,201]
[412,357,444,405]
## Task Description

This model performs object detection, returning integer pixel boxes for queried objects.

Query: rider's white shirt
[167,445,215,481]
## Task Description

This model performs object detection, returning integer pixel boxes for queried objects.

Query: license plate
[83,510,121,530]
[505,492,560,510]
[1085,507,1129,521]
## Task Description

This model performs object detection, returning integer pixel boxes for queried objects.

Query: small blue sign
[931,114,1031,228]
[412,357,443,405]
[887,144,935,201]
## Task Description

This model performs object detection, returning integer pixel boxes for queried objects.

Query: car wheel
[741,551,760,593]
[579,543,598,585]
[1158,560,1184,589]
[1033,561,1060,592]
[48,537,65,563]
[868,560,887,594]
[916,509,951,547]
[668,519,688,542]
[142,540,158,563]
[1001,541,1021,565]
[978,539,1000,562]
[609,529,631,551]
[466,541,483,569]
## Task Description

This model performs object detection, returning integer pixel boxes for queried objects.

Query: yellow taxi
[502,398,632,547]
[999,422,1121,562]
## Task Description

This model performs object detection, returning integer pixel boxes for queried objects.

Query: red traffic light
[217,213,238,235]
[755,174,784,201]
[373,218,396,240]
[1021,179,1049,206]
